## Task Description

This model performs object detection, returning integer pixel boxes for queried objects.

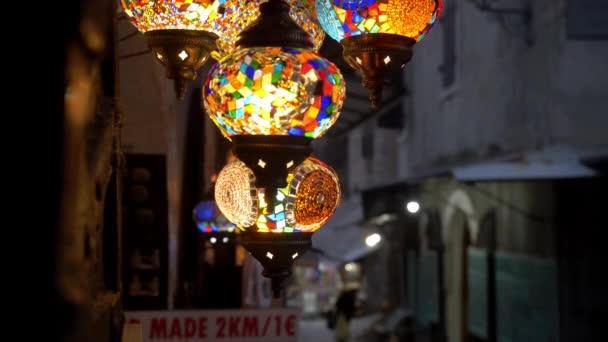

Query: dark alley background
[34,0,608,341]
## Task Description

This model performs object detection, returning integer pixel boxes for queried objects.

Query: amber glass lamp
[121,0,237,98]
[121,0,326,98]
[215,157,341,296]
[315,0,443,107]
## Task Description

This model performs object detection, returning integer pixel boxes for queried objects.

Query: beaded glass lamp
[215,158,340,233]
[215,157,340,296]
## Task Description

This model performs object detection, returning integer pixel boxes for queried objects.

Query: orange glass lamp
[121,0,325,99]
[315,0,443,107]
[121,0,232,98]
[215,157,341,297]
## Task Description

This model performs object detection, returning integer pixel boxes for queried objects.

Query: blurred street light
[406,200,420,214]
[365,233,382,247]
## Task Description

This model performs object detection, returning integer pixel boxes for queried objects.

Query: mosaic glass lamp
[215,157,340,296]
[315,0,443,107]
[216,0,326,56]
[203,0,345,209]
[204,0,345,298]
[193,200,235,233]
[204,47,344,139]
[121,0,230,99]
[121,0,325,99]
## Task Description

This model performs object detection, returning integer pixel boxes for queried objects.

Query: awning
[313,224,381,262]
[453,144,600,181]
[312,195,380,263]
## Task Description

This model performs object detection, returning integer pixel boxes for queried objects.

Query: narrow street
[40,0,608,341]
[298,314,380,342]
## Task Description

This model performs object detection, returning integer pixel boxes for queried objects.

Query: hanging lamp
[315,0,443,107]
[204,0,345,206]
[121,0,235,98]
[203,0,345,297]
[121,0,326,99]
[214,157,340,297]
[216,0,326,57]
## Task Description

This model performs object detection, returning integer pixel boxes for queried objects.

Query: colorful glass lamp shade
[203,0,345,298]
[216,0,326,56]
[193,200,218,232]
[192,200,238,233]
[121,0,325,99]
[121,0,230,99]
[315,0,443,107]
[215,158,340,233]
[203,0,345,210]
[215,157,341,296]
[204,47,345,139]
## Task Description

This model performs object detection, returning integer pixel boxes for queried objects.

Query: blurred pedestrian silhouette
[334,283,359,342]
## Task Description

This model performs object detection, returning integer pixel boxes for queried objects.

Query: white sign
[125,309,299,342]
